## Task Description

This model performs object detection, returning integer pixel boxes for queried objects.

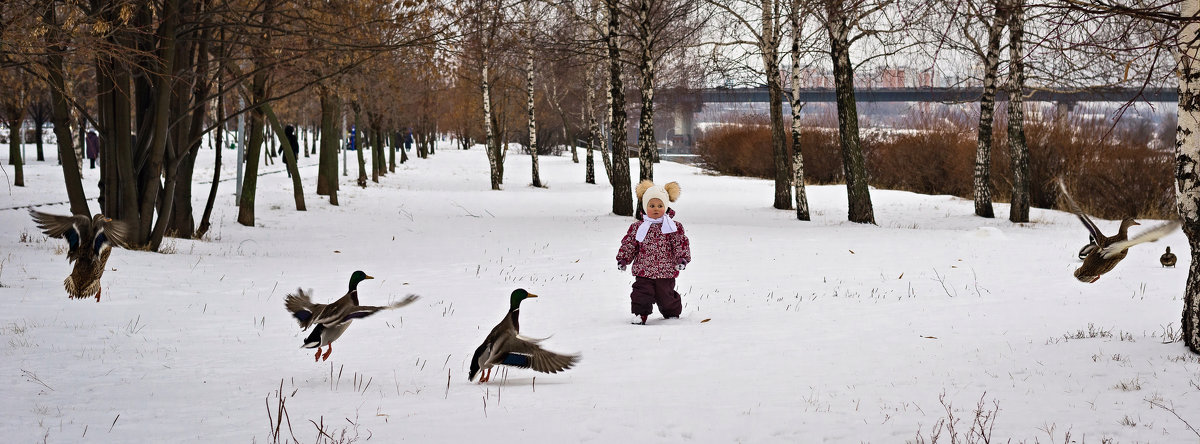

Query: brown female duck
[1161,246,1177,268]
[1057,180,1179,283]
[29,210,132,301]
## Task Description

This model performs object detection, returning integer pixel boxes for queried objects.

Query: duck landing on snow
[469,289,579,383]
[284,271,419,361]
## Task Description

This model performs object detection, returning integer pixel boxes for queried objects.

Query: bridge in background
[664,86,1177,149]
[697,86,1178,103]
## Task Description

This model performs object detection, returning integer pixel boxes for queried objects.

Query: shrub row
[695,112,1174,219]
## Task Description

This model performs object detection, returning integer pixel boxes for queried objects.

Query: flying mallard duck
[469,289,579,383]
[284,270,419,361]
[1161,246,1177,268]
[1057,179,1180,283]
[29,209,132,301]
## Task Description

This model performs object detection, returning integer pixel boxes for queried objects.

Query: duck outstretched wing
[1100,221,1180,259]
[284,288,324,330]
[1056,178,1105,241]
[498,337,580,374]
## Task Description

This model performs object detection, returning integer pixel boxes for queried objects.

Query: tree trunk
[635,0,655,183]
[136,0,178,244]
[585,77,597,185]
[237,97,266,226]
[354,112,367,186]
[527,43,542,188]
[1006,0,1030,223]
[606,0,633,216]
[318,90,339,205]
[974,1,1005,219]
[787,0,809,220]
[1175,0,1200,354]
[482,58,503,190]
[168,20,211,240]
[8,121,23,186]
[76,111,86,173]
[34,122,44,161]
[828,22,874,224]
[389,128,396,172]
[599,67,615,186]
[197,84,222,239]
[370,126,381,183]
[764,0,791,210]
[44,4,89,215]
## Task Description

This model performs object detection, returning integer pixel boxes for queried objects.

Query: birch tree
[605,0,635,215]
[813,0,928,224]
[1006,0,1030,223]
[708,0,794,210]
[1174,0,1200,353]
[525,2,544,188]
[786,0,811,220]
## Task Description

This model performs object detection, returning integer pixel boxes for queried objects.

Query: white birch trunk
[788,0,809,220]
[1175,0,1200,353]
[1006,0,1030,223]
[635,0,655,182]
[527,36,542,188]
[973,1,1004,219]
[586,64,599,185]
[482,59,501,190]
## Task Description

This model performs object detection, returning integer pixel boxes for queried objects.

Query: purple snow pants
[631,276,682,318]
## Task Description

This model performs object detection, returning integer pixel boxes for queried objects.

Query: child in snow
[616,180,692,325]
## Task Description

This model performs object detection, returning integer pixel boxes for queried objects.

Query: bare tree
[1006,0,1030,223]
[787,0,811,220]
[707,0,795,210]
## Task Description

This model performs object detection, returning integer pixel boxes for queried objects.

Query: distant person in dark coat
[284,125,300,158]
[85,130,99,169]
[404,128,414,152]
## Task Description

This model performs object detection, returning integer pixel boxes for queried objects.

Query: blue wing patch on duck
[292,310,313,324]
[501,353,532,367]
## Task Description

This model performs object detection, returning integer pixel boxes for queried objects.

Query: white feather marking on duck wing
[1100,221,1181,259]
[515,333,554,343]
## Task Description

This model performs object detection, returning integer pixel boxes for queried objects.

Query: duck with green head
[469,289,579,383]
[285,270,419,361]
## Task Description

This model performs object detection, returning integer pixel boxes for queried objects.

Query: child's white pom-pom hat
[636,180,681,210]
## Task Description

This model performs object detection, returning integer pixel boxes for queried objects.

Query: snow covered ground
[1,142,1198,443]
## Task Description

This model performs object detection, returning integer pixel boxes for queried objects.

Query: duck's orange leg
[322,343,333,361]
[314,346,323,362]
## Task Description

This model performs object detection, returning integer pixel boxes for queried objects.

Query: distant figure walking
[284,125,300,177]
[404,128,414,152]
[85,130,99,169]
[284,125,300,158]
